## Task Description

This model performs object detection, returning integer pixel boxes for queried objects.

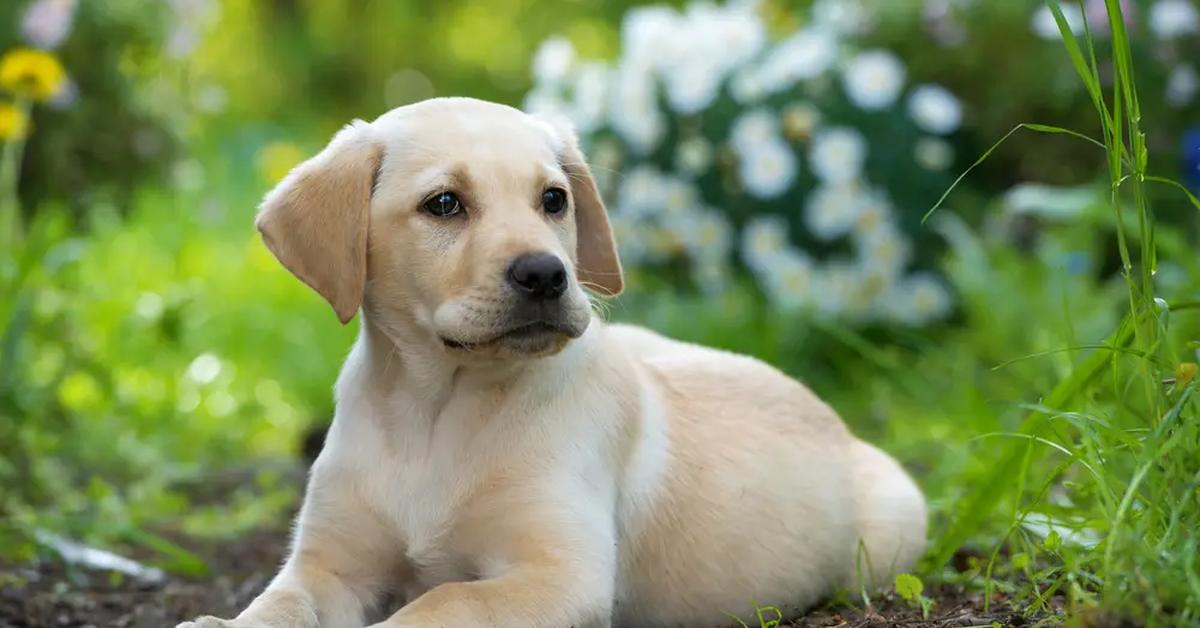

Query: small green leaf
[1042,530,1062,552]
[894,573,924,602]
[920,595,935,620]
[1012,551,1031,571]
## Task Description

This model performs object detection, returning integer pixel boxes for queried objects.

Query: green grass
[903,0,1198,621]
[956,1,1200,621]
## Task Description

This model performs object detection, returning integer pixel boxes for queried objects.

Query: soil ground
[0,529,1066,628]
[2,449,1072,627]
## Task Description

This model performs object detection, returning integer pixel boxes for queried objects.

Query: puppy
[179,97,926,628]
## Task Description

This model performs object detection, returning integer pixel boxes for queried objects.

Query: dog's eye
[542,188,568,215]
[423,192,462,217]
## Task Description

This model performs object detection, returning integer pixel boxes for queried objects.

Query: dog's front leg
[368,566,614,628]
[370,502,616,628]
[204,557,364,628]
[179,467,403,628]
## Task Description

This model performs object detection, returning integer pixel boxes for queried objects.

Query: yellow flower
[257,141,306,184]
[0,102,30,140]
[1177,362,1198,388]
[0,48,67,102]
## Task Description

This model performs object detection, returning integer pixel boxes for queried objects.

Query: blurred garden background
[1,0,1199,625]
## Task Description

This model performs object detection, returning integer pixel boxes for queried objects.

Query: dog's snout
[507,253,567,300]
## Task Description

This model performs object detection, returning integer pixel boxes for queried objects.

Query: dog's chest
[352,400,496,586]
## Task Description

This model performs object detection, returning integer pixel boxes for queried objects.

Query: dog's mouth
[441,321,570,352]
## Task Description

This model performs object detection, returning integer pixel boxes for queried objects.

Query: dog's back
[602,322,922,625]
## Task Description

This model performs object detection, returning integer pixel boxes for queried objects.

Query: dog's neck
[357,314,456,396]
[342,310,594,421]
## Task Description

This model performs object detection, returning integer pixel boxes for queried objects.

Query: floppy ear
[554,127,624,297]
[256,121,382,324]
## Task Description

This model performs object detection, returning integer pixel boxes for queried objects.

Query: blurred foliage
[193,0,678,136]
[0,190,350,563]
[861,0,1199,196]
[0,0,180,221]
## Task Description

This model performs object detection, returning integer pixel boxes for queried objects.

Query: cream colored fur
[178,97,926,628]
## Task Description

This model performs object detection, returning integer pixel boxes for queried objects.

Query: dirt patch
[1,528,285,628]
[790,588,1064,627]
[2,530,1063,628]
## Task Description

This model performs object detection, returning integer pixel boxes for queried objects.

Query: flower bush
[0,0,184,220]
[525,1,962,327]
[863,0,1199,188]
[0,46,68,248]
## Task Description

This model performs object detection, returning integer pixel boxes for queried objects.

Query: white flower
[805,183,866,240]
[882,273,952,325]
[622,2,763,97]
[1032,4,1084,40]
[186,353,222,385]
[809,127,868,185]
[664,59,724,114]
[1150,0,1199,38]
[854,222,912,279]
[757,29,838,91]
[622,6,681,65]
[533,37,576,84]
[588,138,622,192]
[739,139,799,199]
[523,87,568,120]
[729,108,781,156]
[675,209,733,260]
[908,84,962,134]
[697,2,767,69]
[676,136,714,176]
[781,102,821,140]
[1167,64,1199,107]
[616,166,668,218]
[811,261,862,317]
[914,137,955,171]
[760,249,816,310]
[851,190,894,237]
[608,63,664,154]
[569,63,609,132]
[610,213,651,266]
[21,0,77,49]
[811,0,874,35]
[741,215,791,272]
[642,3,764,113]
[731,71,769,104]
[842,50,906,110]
[855,267,895,320]
[662,177,702,217]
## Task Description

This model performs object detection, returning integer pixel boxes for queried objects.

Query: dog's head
[256,98,622,361]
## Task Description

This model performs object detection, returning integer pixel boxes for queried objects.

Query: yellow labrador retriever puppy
[179,97,925,628]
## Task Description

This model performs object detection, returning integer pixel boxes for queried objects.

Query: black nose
[507,253,568,300]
